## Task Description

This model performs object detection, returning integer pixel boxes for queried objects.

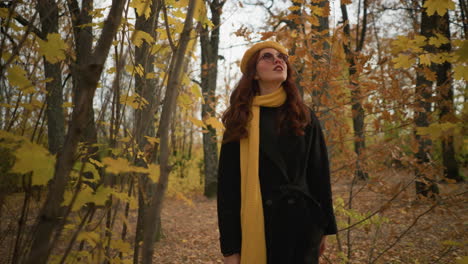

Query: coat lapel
[259,127,291,183]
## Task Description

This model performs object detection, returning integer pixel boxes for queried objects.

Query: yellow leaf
[428,33,449,47]
[312,6,328,17]
[148,163,160,183]
[190,83,203,101]
[144,136,160,145]
[391,35,410,53]
[194,0,213,28]
[118,136,131,143]
[132,30,154,47]
[178,93,193,107]
[5,131,56,186]
[0,8,9,18]
[125,64,144,77]
[430,52,450,64]
[173,19,185,34]
[412,35,427,48]
[37,33,68,64]
[111,239,132,253]
[89,158,103,168]
[7,65,33,92]
[130,0,152,19]
[181,74,191,86]
[205,116,224,130]
[423,0,455,16]
[392,54,415,69]
[455,40,468,62]
[77,231,100,247]
[173,0,189,8]
[419,54,431,66]
[62,102,73,108]
[288,5,301,11]
[146,72,157,79]
[107,67,116,74]
[454,64,468,80]
[120,93,148,109]
[102,157,133,174]
[188,116,206,128]
[456,256,468,264]
[416,122,460,140]
[92,186,112,205]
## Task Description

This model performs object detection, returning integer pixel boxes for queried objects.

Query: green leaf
[37,33,68,64]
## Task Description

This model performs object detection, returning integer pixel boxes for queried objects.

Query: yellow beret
[240,41,288,74]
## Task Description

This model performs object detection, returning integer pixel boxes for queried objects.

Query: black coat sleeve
[307,110,338,235]
[217,138,242,256]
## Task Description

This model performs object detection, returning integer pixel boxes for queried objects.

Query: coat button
[288,198,295,204]
[265,199,273,206]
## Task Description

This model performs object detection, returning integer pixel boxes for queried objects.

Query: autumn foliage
[0,0,466,264]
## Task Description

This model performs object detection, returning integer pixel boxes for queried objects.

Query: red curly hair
[222,50,311,143]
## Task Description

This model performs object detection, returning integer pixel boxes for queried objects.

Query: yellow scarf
[240,86,287,264]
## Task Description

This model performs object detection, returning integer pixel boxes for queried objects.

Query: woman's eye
[263,53,274,59]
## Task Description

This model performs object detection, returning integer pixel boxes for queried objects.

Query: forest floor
[0,169,466,264]
[152,170,467,264]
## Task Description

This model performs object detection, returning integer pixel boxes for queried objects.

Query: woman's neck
[258,81,282,95]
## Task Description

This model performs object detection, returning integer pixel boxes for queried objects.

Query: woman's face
[255,48,288,83]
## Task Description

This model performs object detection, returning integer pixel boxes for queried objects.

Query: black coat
[217,106,338,264]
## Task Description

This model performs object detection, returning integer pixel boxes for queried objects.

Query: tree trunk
[286,0,304,96]
[140,0,196,263]
[434,11,462,182]
[459,0,468,38]
[132,1,162,262]
[310,0,330,110]
[25,1,126,263]
[199,0,224,198]
[414,0,440,198]
[37,0,65,154]
[341,1,369,180]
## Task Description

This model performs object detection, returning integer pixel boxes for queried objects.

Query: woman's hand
[319,236,326,256]
[224,253,240,264]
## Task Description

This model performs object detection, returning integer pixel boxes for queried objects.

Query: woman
[217,41,337,264]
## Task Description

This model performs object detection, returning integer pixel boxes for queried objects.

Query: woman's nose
[273,57,283,64]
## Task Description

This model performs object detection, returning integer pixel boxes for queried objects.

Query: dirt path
[153,195,222,263]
